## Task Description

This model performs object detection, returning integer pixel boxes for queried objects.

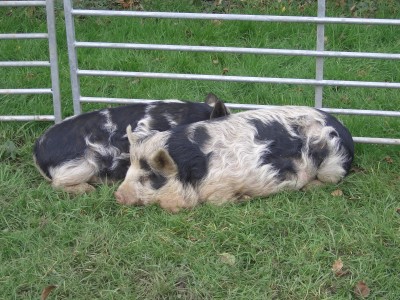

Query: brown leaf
[41,285,57,300]
[331,258,351,277]
[396,208,400,215]
[331,189,343,197]
[222,67,229,75]
[332,258,343,273]
[116,0,142,10]
[354,281,370,298]
[116,0,133,9]
[383,156,393,164]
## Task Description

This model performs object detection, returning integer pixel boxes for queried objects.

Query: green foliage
[0,140,18,160]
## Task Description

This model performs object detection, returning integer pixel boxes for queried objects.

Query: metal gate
[63,0,399,145]
[0,0,61,123]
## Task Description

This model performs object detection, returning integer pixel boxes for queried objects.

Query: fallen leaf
[383,156,393,164]
[41,285,57,300]
[354,281,370,298]
[396,208,400,215]
[219,253,236,265]
[212,59,219,65]
[188,236,198,242]
[331,258,351,277]
[332,258,343,273]
[211,20,222,26]
[222,67,229,75]
[331,189,343,197]
[116,0,143,10]
[116,0,133,9]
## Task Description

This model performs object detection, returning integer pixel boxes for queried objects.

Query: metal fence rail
[0,0,62,123]
[63,0,399,145]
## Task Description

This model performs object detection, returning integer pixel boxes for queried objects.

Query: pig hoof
[301,179,325,191]
[53,183,96,194]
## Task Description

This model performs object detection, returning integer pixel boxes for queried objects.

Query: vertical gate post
[315,0,325,108]
[63,0,82,115]
[46,0,62,123]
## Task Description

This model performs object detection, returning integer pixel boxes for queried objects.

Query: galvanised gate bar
[2,0,399,144]
[63,0,400,145]
[0,0,62,123]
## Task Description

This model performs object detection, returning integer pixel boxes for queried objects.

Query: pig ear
[204,93,219,107]
[150,149,177,176]
[210,100,230,119]
[126,125,138,145]
[205,93,230,118]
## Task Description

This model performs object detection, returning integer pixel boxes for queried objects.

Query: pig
[33,93,229,194]
[115,106,354,212]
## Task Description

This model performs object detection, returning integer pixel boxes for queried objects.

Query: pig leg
[50,158,98,194]
[53,182,96,194]
[301,179,325,191]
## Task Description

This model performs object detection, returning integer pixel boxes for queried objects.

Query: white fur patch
[163,113,178,126]
[49,157,97,187]
[100,109,117,134]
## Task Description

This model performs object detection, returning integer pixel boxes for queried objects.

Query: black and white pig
[33,93,229,194]
[115,106,354,212]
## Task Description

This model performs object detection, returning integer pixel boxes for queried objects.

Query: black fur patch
[139,158,167,190]
[148,102,214,131]
[139,158,151,171]
[166,126,209,186]
[308,142,329,168]
[193,126,210,148]
[149,172,167,190]
[107,159,130,180]
[250,119,303,181]
[317,109,354,173]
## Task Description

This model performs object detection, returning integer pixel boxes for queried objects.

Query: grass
[1,1,400,299]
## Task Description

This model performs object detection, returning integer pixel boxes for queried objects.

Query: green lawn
[1,1,399,299]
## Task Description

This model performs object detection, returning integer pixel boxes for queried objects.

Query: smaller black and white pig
[115,106,354,212]
[33,93,229,194]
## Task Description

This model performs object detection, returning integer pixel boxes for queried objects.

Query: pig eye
[139,175,150,185]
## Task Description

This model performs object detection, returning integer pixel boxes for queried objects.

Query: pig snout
[114,191,127,204]
[115,188,142,206]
